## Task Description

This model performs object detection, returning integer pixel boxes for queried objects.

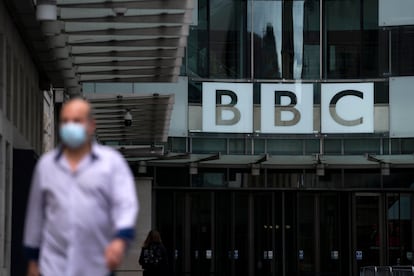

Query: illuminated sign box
[202,82,374,134]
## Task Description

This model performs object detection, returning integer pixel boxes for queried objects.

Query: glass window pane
[355,195,380,271]
[250,0,282,79]
[230,168,265,188]
[297,193,316,273]
[324,139,342,155]
[343,139,380,155]
[156,167,189,187]
[401,138,414,154]
[171,137,187,153]
[250,0,320,80]
[344,169,380,188]
[254,139,265,155]
[325,0,387,78]
[374,81,389,104]
[229,138,245,154]
[391,26,414,76]
[383,138,390,155]
[386,193,414,265]
[267,169,311,188]
[391,139,401,154]
[305,139,320,155]
[317,169,343,188]
[192,138,227,154]
[383,170,414,189]
[189,81,202,104]
[192,168,226,187]
[188,0,248,79]
[267,139,302,155]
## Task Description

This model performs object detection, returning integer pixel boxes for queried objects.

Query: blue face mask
[59,122,88,149]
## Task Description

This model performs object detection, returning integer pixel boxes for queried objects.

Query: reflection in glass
[355,195,380,272]
[188,0,248,79]
[320,194,341,275]
[292,1,305,79]
[250,1,282,78]
[190,193,212,276]
[254,194,274,276]
[386,194,413,265]
[344,170,380,188]
[297,194,315,273]
[249,0,320,79]
[391,27,414,76]
[383,170,414,189]
[325,0,387,78]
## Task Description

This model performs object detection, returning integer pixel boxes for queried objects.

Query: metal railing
[361,266,414,276]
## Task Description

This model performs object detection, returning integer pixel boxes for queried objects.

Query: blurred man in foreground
[24,98,139,276]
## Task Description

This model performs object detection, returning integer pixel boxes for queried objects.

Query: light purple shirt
[24,143,139,276]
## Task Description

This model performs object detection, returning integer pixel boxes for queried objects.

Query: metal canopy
[87,94,174,144]
[144,154,414,169]
[16,0,194,92]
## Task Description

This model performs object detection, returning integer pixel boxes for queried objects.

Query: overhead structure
[87,93,174,144]
[7,0,194,94]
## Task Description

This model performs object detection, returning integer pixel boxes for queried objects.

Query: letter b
[274,91,301,126]
[216,90,241,125]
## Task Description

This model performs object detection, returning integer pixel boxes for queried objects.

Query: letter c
[329,90,364,126]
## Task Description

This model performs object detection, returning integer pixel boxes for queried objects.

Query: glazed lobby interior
[1,0,414,276]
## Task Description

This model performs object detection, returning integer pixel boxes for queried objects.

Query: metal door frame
[352,192,385,276]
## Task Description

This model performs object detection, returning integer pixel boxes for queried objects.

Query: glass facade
[146,1,414,275]
[186,0,404,82]
[155,190,414,276]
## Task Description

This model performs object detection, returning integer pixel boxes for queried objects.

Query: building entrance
[155,190,414,276]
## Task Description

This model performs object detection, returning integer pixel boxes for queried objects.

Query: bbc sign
[202,82,374,134]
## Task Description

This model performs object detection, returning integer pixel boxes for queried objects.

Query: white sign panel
[202,82,253,133]
[261,83,313,133]
[390,76,414,137]
[379,0,414,26]
[321,83,374,133]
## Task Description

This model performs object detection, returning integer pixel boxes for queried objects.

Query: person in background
[23,98,139,276]
[139,230,169,276]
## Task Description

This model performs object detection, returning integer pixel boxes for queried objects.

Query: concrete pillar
[117,177,153,276]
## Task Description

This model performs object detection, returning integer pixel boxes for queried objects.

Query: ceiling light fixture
[138,161,147,174]
[189,163,198,175]
[113,7,128,16]
[36,0,57,21]
[124,109,132,127]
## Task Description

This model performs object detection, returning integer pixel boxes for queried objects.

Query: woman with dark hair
[139,230,169,276]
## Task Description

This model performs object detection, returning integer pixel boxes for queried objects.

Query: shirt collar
[54,141,100,162]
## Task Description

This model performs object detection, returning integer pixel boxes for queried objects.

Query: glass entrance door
[252,192,297,276]
[156,190,346,276]
[353,193,382,275]
[214,192,249,276]
[386,193,414,266]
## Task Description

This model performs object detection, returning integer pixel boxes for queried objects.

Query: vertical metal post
[320,0,324,79]
[184,193,192,275]
[248,193,254,276]
[211,192,215,276]
[379,194,386,266]
[271,192,276,275]
[388,29,392,76]
[231,192,235,276]
[352,194,357,276]
[250,0,254,81]
[315,194,321,274]
[282,192,286,276]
